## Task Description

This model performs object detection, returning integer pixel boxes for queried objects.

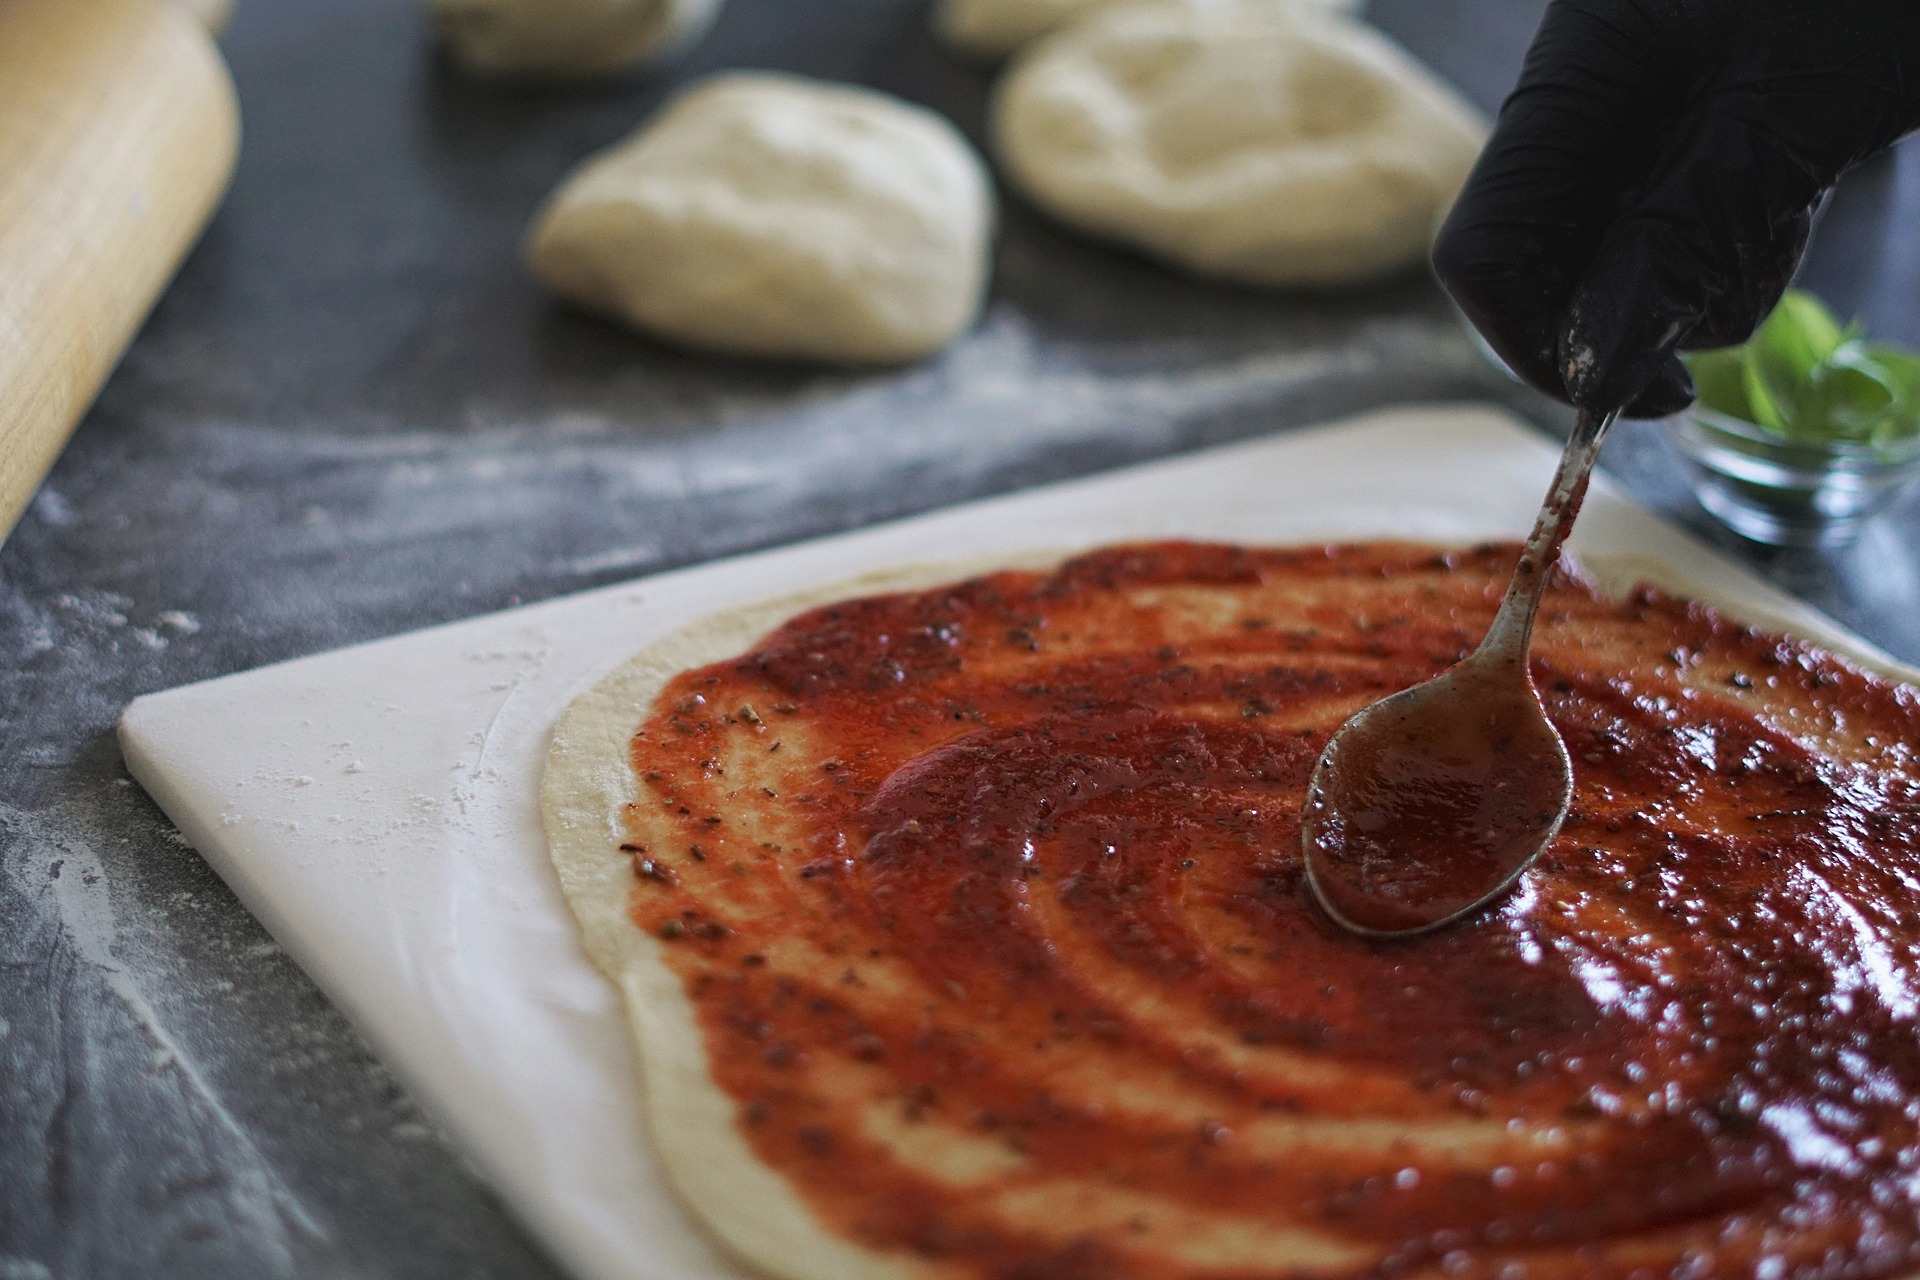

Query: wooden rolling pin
[0,0,239,545]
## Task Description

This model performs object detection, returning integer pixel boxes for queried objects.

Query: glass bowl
[1662,406,1920,548]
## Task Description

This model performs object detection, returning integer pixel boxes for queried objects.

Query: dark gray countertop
[5,1,1918,1276]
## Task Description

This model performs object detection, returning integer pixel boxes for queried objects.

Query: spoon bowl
[1301,649,1572,935]
[1302,408,1617,936]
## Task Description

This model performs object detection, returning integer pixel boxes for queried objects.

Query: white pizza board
[118,404,1903,1280]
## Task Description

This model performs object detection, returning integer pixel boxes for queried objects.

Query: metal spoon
[1301,407,1619,936]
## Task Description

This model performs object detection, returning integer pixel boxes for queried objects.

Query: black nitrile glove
[1433,0,1920,418]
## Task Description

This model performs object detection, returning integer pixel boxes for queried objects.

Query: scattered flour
[2,801,329,1265]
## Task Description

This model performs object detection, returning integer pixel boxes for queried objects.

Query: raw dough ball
[526,73,995,364]
[428,0,721,78]
[936,0,1356,59]
[991,0,1488,286]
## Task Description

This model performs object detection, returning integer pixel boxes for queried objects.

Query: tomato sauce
[621,541,1920,1278]
[1302,654,1573,935]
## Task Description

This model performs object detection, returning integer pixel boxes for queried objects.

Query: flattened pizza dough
[992,0,1488,285]
[544,541,1920,1279]
[934,0,1359,59]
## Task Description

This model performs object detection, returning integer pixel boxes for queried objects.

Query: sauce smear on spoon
[1302,408,1617,934]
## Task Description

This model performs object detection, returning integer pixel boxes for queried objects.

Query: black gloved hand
[1432,0,1920,417]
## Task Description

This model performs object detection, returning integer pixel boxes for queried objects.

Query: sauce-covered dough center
[617,541,1920,1279]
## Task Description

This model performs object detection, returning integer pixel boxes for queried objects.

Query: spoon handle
[1478,407,1621,663]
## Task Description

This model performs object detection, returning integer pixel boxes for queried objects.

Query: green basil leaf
[1763,290,1848,370]
[1744,292,1848,436]
[1741,347,1792,434]
[1864,344,1920,444]
[1679,293,1920,450]
[1803,343,1900,442]
[1682,347,1753,421]
[1866,344,1920,401]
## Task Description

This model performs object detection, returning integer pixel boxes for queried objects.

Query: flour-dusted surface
[115,407,1911,1280]
[10,2,1920,1279]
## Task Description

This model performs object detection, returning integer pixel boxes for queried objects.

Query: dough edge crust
[541,555,1046,1280]
[539,545,1917,1280]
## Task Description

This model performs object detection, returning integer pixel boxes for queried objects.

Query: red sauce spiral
[622,541,1920,1279]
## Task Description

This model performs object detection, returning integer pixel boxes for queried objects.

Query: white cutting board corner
[116,403,1896,1280]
